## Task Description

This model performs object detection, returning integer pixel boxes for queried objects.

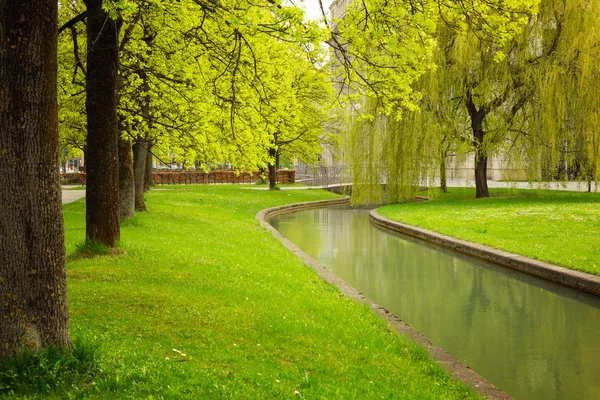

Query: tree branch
[58,11,88,36]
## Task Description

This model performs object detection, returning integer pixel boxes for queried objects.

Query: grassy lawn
[4,186,479,398]
[377,188,600,275]
[253,182,311,187]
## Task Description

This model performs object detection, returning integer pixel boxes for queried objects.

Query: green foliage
[336,0,542,202]
[58,0,334,173]
[378,188,600,274]
[338,0,600,202]
[52,187,479,399]
[57,1,87,154]
[518,0,600,183]
[258,39,336,168]
[0,336,99,396]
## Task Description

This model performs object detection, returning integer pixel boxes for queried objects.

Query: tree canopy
[333,0,599,202]
[58,0,332,173]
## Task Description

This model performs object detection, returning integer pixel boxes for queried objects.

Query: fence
[77,170,296,186]
[295,164,351,187]
[293,163,592,187]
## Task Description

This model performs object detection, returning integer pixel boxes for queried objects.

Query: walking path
[271,179,598,192]
[61,186,86,205]
[62,179,597,204]
[437,178,598,192]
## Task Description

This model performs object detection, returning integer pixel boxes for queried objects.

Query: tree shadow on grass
[67,240,125,263]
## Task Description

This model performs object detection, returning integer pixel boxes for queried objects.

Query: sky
[292,0,332,21]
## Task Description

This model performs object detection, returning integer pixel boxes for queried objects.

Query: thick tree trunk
[85,0,120,246]
[133,137,148,211]
[0,0,71,360]
[469,108,490,198]
[138,68,153,199]
[439,153,447,193]
[144,139,153,192]
[118,138,135,220]
[268,148,277,189]
[472,120,490,198]
[475,151,490,198]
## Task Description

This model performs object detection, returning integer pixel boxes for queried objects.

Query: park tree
[0,0,71,360]
[424,1,545,198]
[331,0,542,202]
[512,0,600,187]
[416,0,600,197]
[58,0,124,244]
[120,0,330,178]
[58,0,334,234]
[83,0,121,245]
[243,34,334,189]
[117,0,211,209]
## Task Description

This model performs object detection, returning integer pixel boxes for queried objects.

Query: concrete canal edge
[257,198,511,400]
[369,209,600,297]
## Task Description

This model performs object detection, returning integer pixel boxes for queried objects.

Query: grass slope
[5,186,479,398]
[378,188,600,275]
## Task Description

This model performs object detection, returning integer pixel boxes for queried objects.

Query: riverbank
[4,186,479,398]
[377,188,600,275]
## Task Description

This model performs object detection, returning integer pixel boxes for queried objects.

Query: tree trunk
[118,137,135,220]
[268,148,277,189]
[85,0,120,246]
[475,150,490,198]
[0,0,71,360]
[144,139,153,192]
[439,153,447,193]
[133,137,148,211]
[470,109,490,198]
[139,67,153,197]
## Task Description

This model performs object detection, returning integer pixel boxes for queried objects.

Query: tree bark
[84,0,120,246]
[0,0,71,360]
[475,151,489,198]
[472,114,490,198]
[133,137,148,211]
[268,148,277,189]
[144,139,153,192]
[466,98,490,198]
[439,152,447,193]
[118,137,135,220]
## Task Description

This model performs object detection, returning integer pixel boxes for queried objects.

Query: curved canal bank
[369,209,600,296]
[264,202,600,400]
[258,198,510,400]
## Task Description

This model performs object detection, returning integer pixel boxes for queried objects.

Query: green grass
[378,188,600,275]
[0,336,99,396]
[3,186,479,398]
[253,182,310,187]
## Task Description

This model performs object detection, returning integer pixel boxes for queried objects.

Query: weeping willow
[518,0,600,186]
[341,0,599,203]
[343,98,441,205]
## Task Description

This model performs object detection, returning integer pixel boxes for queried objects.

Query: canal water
[269,206,600,400]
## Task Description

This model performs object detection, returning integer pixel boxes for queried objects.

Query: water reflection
[270,207,600,400]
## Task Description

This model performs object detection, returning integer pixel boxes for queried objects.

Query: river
[269,206,600,400]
